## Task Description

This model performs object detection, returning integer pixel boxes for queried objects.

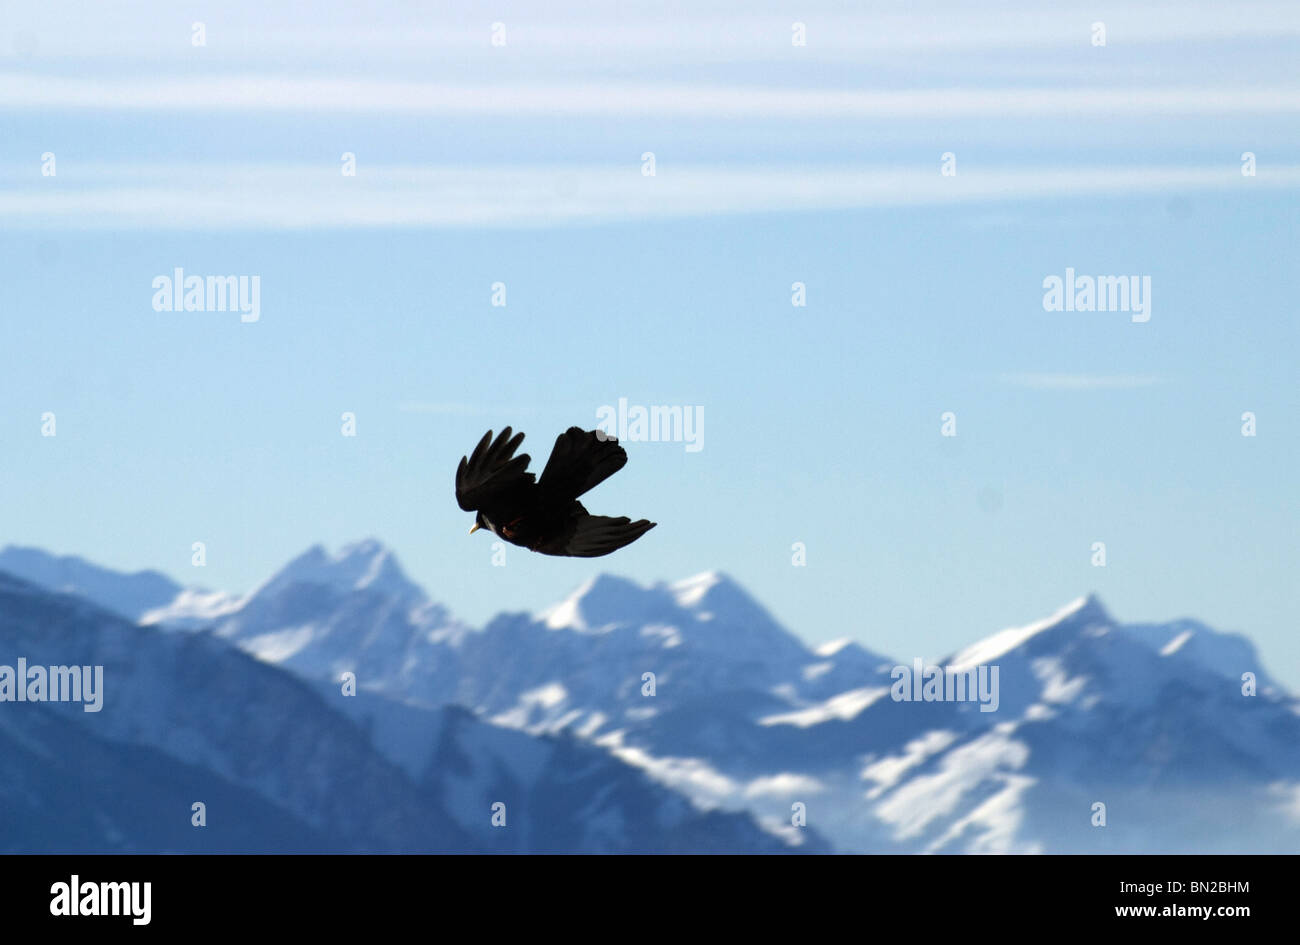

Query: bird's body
[455,426,656,557]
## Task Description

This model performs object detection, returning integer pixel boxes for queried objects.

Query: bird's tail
[538,427,628,499]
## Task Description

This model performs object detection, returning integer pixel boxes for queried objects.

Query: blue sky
[2,1,1298,684]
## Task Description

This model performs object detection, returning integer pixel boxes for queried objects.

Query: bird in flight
[455,426,657,557]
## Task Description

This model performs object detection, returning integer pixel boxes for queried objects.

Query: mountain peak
[670,570,729,607]
[538,573,651,631]
[670,571,754,610]
[1079,591,1110,619]
[535,570,798,656]
[252,539,425,605]
[947,594,1112,669]
[337,536,385,560]
[665,571,795,644]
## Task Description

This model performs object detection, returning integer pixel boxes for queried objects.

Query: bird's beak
[469,523,481,535]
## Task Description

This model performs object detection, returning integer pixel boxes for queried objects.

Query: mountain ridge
[4,539,1295,853]
[0,564,811,853]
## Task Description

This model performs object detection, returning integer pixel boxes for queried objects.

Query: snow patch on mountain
[815,638,856,657]
[1160,629,1193,656]
[863,730,960,799]
[948,595,1094,670]
[760,687,891,727]
[742,773,825,799]
[872,725,1032,848]
[671,571,724,609]
[140,587,245,629]
[241,626,318,663]
[598,731,740,807]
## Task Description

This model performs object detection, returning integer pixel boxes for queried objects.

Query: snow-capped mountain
[154,540,473,699]
[0,568,809,853]
[746,594,1300,853]
[140,545,894,724]
[5,539,1296,853]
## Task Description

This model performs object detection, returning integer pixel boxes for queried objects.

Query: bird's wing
[455,427,534,511]
[538,427,628,500]
[551,515,656,557]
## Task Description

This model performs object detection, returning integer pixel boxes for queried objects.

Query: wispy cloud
[10,2,1300,63]
[5,163,1298,230]
[5,74,1300,116]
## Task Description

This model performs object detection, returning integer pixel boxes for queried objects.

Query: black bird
[455,426,657,557]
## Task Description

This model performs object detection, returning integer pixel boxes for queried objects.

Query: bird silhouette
[455,426,657,557]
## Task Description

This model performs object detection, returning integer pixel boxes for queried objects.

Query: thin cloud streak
[4,163,1298,230]
[10,2,1300,62]
[5,74,1300,116]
